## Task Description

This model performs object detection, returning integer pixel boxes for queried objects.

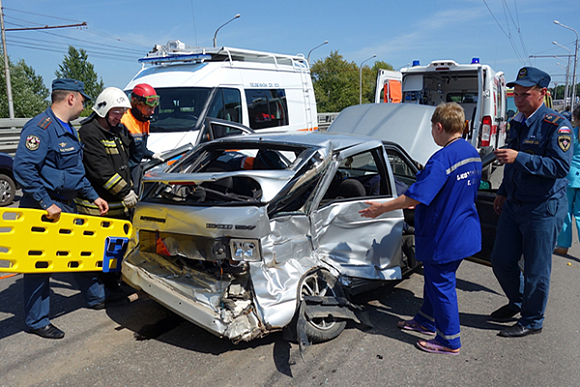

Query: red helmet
[131,83,159,107]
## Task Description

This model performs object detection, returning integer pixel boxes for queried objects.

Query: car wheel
[299,270,347,343]
[0,173,16,207]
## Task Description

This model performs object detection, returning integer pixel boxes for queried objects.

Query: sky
[2,0,580,97]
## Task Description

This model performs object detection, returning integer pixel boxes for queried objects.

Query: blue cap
[506,67,551,88]
[51,78,92,100]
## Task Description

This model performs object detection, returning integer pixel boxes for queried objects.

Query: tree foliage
[0,51,50,118]
[55,46,104,116]
[310,51,394,113]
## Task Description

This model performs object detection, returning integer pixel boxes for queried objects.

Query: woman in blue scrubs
[360,102,482,355]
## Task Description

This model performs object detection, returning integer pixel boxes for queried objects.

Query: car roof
[327,104,441,166]
[209,130,383,152]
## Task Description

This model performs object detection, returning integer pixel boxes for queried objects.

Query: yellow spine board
[0,208,132,274]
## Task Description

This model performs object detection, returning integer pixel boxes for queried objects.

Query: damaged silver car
[122,131,413,345]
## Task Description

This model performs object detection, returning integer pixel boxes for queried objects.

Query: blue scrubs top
[405,138,482,264]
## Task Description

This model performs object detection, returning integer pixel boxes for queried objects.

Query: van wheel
[299,270,347,343]
[0,173,16,207]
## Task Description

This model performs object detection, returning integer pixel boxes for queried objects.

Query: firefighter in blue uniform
[490,67,573,337]
[361,102,482,355]
[14,79,109,339]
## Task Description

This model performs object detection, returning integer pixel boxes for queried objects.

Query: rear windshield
[142,143,310,206]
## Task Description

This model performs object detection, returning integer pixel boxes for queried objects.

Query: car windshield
[149,87,212,133]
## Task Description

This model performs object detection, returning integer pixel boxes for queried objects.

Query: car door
[383,142,498,265]
[309,144,406,281]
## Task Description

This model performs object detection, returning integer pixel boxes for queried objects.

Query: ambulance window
[208,88,242,123]
[245,89,289,130]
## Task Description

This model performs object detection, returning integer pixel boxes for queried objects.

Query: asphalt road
[2,168,580,387]
[2,241,580,386]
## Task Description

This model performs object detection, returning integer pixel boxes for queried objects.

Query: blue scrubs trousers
[413,260,463,350]
[491,197,566,330]
[21,195,105,330]
[557,186,580,248]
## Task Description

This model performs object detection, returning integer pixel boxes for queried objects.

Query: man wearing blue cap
[489,67,573,337]
[14,78,109,339]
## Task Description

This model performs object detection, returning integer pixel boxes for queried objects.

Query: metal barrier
[1,113,341,155]
[0,118,83,155]
[317,112,339,131]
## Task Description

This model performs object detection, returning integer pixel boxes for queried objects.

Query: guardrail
[0,118,85,156]
[1,113,341,155]
[317,112,339,131]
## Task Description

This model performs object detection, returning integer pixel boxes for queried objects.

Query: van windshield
[150,87,212,133]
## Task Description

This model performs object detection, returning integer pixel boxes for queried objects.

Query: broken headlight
[229,239,261,262]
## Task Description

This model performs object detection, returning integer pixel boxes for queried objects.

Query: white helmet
[92,87,131,118]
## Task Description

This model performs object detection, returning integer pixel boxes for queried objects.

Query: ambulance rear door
[375,70,402,103]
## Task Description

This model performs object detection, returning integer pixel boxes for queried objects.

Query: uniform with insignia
[13,80,105,337]
[491,66,573,335]
[14,107,100,209]
[75,116,134,218]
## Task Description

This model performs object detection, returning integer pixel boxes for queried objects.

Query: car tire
[299,270,347,343]
[0,173,16,207]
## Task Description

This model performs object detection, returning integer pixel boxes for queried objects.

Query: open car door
[309,144,406,282]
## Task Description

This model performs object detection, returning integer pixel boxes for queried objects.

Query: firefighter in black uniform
[75,87,137,294]
[75,87,137,219]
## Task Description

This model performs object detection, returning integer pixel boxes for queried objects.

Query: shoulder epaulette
[543,114,564,126]
[37,117,52,130]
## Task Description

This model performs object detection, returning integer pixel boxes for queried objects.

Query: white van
[375,59,508,163]
[124,41,318,153]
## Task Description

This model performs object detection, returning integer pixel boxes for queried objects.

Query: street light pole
[0,0,14,119]
[213,14,241,48]
[554,21,579,111]
[306,40,328,66]
[359,54,376,105]
[553,41,571,103]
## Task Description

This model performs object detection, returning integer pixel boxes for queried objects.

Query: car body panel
[122,131,407,342]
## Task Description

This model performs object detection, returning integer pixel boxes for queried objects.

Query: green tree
[0,51,50,118]
[55,46,104,116]
[311,51,394,112]
[311,51,358,113]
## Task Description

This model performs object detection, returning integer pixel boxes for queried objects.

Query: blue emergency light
[412,60,420,66]
[471,57,480,64]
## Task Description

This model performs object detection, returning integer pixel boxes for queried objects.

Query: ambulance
[375,59,508,168]
[124,40,318,153]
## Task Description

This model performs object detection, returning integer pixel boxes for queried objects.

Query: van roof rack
[139,40,308,68]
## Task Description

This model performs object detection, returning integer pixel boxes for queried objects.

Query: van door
[375,70,403,103]
[309,145,405,280]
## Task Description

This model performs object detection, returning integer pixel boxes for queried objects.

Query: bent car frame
[122,131,417,345]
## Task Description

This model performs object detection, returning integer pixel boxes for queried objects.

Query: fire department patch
[25,135,41,151]
[558,135,571,152]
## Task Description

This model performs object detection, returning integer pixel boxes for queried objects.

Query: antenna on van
[213,14,241,48]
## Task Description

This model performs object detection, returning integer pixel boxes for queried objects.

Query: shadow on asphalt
[0,273,98,340]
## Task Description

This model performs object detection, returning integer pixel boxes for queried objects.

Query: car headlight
[229,239,261,262]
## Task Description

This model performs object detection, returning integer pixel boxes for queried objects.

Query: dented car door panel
[311,200,404,280]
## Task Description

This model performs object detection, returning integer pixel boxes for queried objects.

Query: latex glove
[122,190,138,208]
[152,152,165,162]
